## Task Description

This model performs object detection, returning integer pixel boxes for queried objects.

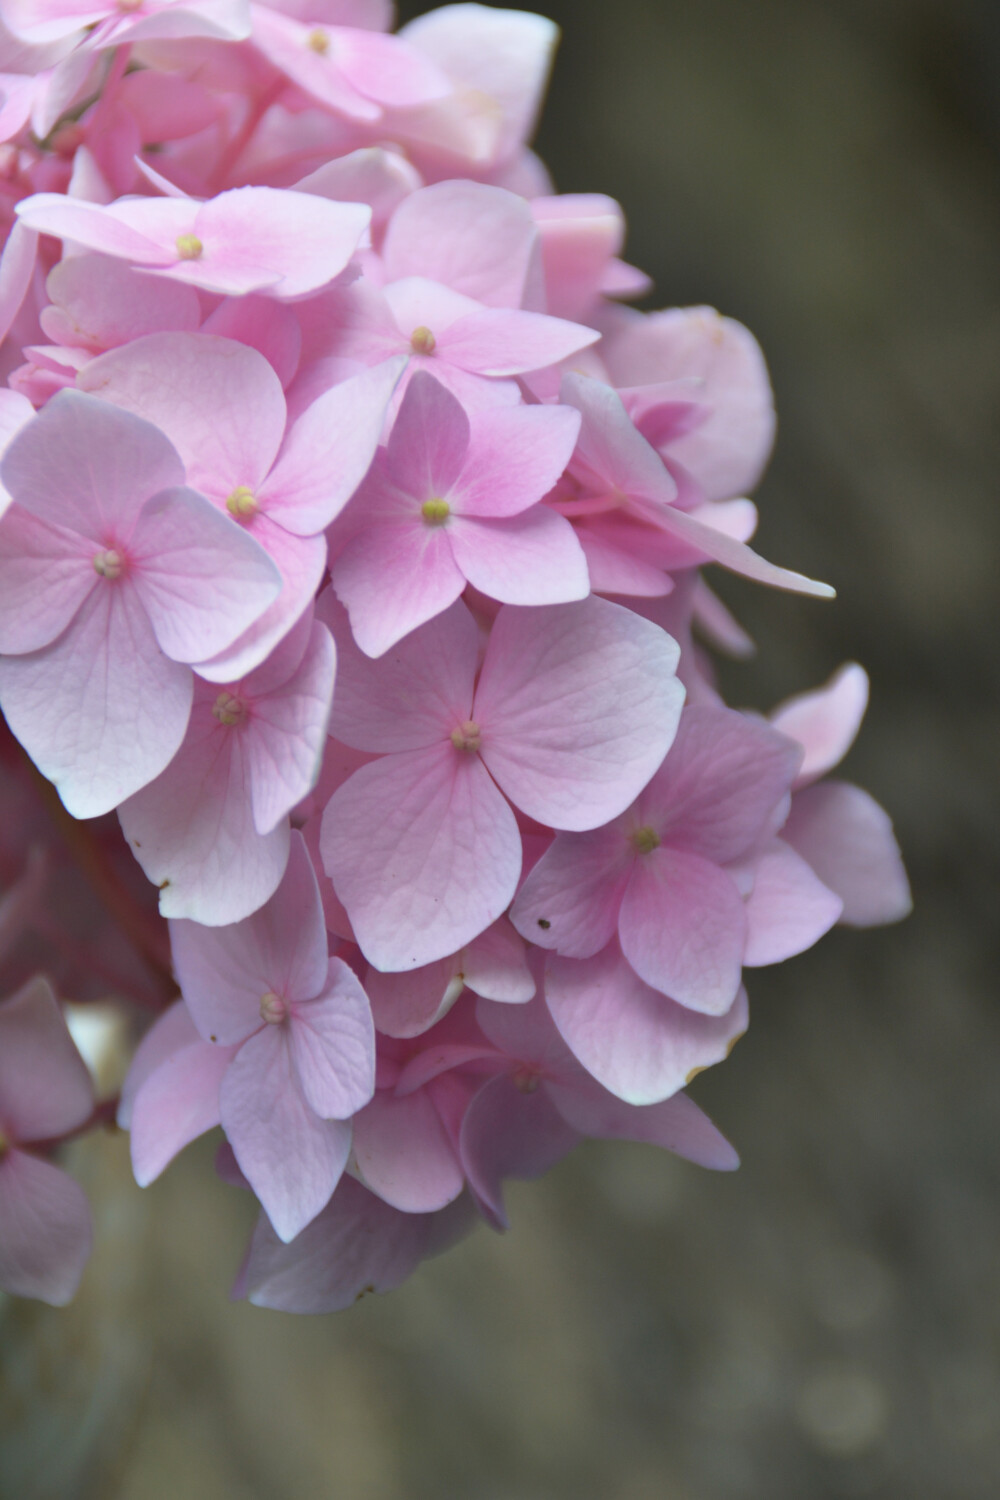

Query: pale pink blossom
[331,370,587,656]
[0,389,281,816]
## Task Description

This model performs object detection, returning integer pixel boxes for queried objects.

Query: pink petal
[366,959,460,1038]
[323,593,477,752]
[0,504,97,655]
[449,506,589,607]
[509,822,632,959]
[770,663,870,787]
[459,1072,578,1229]
[384,367,471,499]
[243,617,336,835]
[0,975,93,1142]
[740,837,843,966]
[79,331,288,498]
[0,1149,91,1305]
[545,944,749,1105]
[0,389,33,519]
[170,831,330,1044]
[190,520,326,683]
[220,1024,351,1243]
[783,780,912,928]
[332,25,450,106]
[131,485,282,663]
[618,848,747,1015]
[262,357,405,535]
[15,192,176,264]
[0,221,38,346]
[382,181,542,307]
[0,386,185,535]
[452,402,580,518]
[547,1084,739,1170]
[561,371,678,505]
[638,705,802,865]
[118,681,291,926]
[42,253,200,352]
[242,1176,472,1312]
[352,1089,464,1212]
[191,187,370,300]
[289,956,375,1119]
[332,517,466,658]
[200,295,302,390]
[439,307,599,376]
[117,998,198,1129]
[320,744,521,970]
[474,595,685,831]
[0,582,194,818]
[463,917,534,1003]
[128,1032,235,1187]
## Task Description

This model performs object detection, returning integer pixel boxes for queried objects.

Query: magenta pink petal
[331,25,450,106]
[288,957,375,1120]
[323,593,478,752]
[0,582,194,819]
[191,187,370,300]
[118,681,291,926]
[0,386,185,535]
[0,1148,92,1305]
[547,1084,739,1170]
[352,1089,464,1212]
[366,958,458,1038]
[439,307,599,376]
[382,181,541,308]
[618,847,746,1014]
[129,1032,236,1187]
[462,918,534,1003]
[220,1023,351,1243]
[741,837,842,966]
[43,254,200,352]
[243,618,336,836]
[0,504,97,655]
[321,744,522,970]
[131,485,282,663]
[242,1176,472,1313]
[770,663,869,787]
[117,999,198,1129]
[0,975,93,1142]
[474,596,685,831]
[459,1072,579,1229]
[783,780,912,928]
[510,823,632,959]
[79,332,288,498]
[450,507,589,607]
[332,517,466,658]
[452,403,580,519]
[262,358,405,536]
[15,192,177,264]
[384,367,471,498]
[545,944,749,1106]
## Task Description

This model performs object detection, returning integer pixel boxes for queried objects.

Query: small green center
[175,233,203,260]
[421,497,451,526]
[631,825,661,855]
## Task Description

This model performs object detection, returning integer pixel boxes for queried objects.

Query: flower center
[450,719,481,753]
[93,548,124,580]
[410,325,436,355]
[513,1068,540,1094]
[630,825,661,855]
[226,486,258,522]
[259,992,288,1025]
[421,497,450,526]
[175,233,203,260]
[306,27,330,53]
[212,691,248,727]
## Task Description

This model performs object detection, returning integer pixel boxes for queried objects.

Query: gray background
[2,1,998,1496]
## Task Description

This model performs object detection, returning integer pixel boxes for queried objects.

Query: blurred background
[2,1,999,1496]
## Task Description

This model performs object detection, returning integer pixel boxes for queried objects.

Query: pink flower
[320,592,685,970]
[0,390,281,816]
[513,704,802,1015]
[119,608,336,925]
[331,370,587,656]
[16,183,369,299]
[0,975,94,1305]
[165,834,376,1240]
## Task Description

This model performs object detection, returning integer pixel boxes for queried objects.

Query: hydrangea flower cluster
[0,0,911,1311]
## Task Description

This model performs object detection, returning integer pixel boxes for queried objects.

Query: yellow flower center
[410,326,436,355]
[212,692,248,727]
[421,497,450,526]
[93,548,124,580]
[226,486,259,522]
[259,992,288,1025]
[630,826,661,855]
[450,719,482,753]
[306,28,330,54]
[175,233,204,260]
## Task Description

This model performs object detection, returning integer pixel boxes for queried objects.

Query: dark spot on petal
[159,878,171,889]
[210,1035,217,1043]
[538,918,551,930]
